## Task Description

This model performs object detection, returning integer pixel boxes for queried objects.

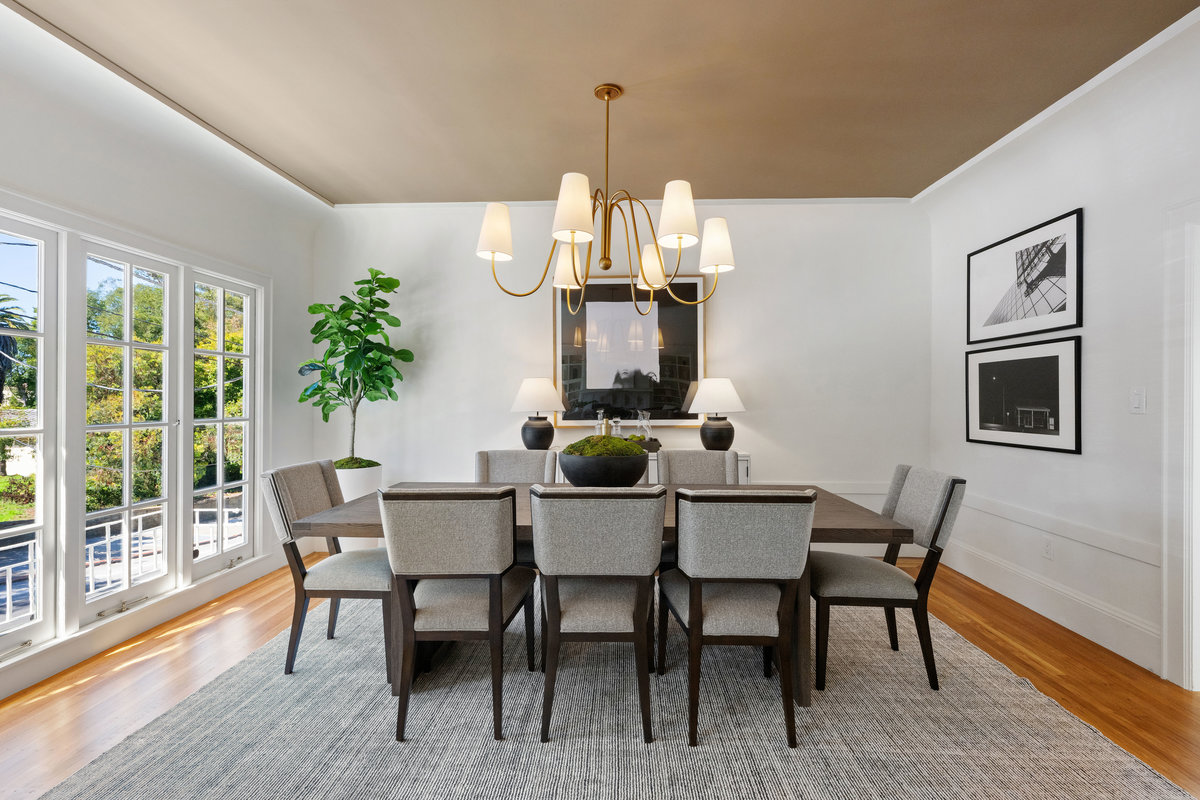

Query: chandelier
[474,83,736,316]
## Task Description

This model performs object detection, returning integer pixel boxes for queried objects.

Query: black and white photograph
[966,336,1081,453]
[967,208,1083,344]
[555,276,704,425]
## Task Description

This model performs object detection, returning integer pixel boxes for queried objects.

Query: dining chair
[260,460,394,678]
[809,464,965,691]
[657,450,739,485]
[530,484,666,743]
[379,485,537,741]
[657,488,816,747]
[475,449,557,483]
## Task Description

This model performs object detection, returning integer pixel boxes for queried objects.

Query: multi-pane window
[83,255,171,601]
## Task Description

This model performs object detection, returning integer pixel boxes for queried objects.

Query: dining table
[291,482,913,707]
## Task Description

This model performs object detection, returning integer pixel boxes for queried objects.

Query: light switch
[1130,387,1147,415]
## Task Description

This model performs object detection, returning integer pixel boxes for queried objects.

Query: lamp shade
[697,217,735,273]
[552,244,583,289]
[657,180,699,249]
[686,378,745,414]
[551,173,595,243]
[636,244,667,290]
[476,203,513,261]
[511,377,565,413]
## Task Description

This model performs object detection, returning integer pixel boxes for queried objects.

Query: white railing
[192,507,243,559]
[84,508,166,596]
[0,537,36,625]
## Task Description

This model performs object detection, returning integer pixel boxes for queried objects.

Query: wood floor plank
[1,555,1197,799]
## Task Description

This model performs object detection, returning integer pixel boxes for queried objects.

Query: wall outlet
[1041,536,1053,560]
[1130,387,1147,414]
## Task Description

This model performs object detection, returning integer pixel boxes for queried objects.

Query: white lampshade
[551,172,595,243]
[511,377,565,414]
[636,244,667,290]
[657,180,699,249]
[686,378,745,414]
[697,217,736,273]
[476,203,513,261]
[552,244,583,289]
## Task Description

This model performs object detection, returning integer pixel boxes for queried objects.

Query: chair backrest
[882,465,966,549]
[658,450,738,485]
[530,484,666,576]
[379,486,516,576]
[260,460,345,544]
[475,449,557,483]
[675,488,816,579]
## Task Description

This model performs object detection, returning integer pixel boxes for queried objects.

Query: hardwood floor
[1,556,1197,798]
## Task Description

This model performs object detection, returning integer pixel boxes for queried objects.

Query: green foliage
[298,269,414,460]
[563,435,646,457]
[0,474,35,505]
[334,456,381,469]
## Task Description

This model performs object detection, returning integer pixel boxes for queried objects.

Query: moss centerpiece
[559,435,648,487]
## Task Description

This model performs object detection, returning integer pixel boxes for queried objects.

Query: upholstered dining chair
[809,465,965,691]
[530,484,667,743]
[475,449,557,483]
[379,486,537,742]
[657,450,739,485]
[657,488,816,748]
[260,460,394,678]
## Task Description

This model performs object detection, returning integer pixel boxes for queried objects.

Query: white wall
[916,18,1200,677]
[311,200,931,492]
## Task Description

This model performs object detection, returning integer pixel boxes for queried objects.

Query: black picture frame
[965,336,1081,454]
[967,208,1083,345]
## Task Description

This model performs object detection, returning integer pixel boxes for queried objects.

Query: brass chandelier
[475,83,736,316]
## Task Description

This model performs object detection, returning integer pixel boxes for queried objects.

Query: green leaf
[378,277,399,292]
[396,349,415,363]
[306,303,329,315]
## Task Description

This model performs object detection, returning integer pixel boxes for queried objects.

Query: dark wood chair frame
[385,489,536,742]
[814,477,966,692]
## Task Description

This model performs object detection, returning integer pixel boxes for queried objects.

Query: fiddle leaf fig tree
[298,268,414,468]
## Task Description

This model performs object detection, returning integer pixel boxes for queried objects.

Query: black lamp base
[521,416,555,450]
[699,416,735,451]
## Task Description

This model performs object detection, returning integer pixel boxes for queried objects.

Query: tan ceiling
[8,0,1198,204]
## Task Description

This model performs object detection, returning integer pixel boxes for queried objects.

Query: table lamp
[511,377,566,450]
[686,378,745,451]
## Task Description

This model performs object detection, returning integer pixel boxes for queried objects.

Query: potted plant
[559,435,648,487]
[298,268,414,508]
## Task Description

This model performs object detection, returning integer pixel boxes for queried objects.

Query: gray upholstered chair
[657,450,739,485]
[810,465,965,691]
[379,486,537,742]
[475,449,557,483]
[657,488,816,748]
[530,484,667,743]
[260,460,394,678]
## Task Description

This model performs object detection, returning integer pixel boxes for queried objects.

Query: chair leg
[633,577,653,743]
[541,624,560,742]
[646,588,656,674]
[395,627,416,741]
[490,631,505,740]
[326,597,341,639]
[284,594,309,675]
[687,628,702,747]
[539,594,547,674]
[381,597,394,685]
[884,606,899,651]
[656,586,668,676]
[524,588,536,672]
[815,598,830,691]
[913,603,939,690]
[778,583,798,748]
[763,646,774,678]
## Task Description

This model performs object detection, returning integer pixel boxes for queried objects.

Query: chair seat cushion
[412,568,536,631]
[809,551,919,601]
[659,569,781,637]
[556,577,644,633]
[304,548,392,592]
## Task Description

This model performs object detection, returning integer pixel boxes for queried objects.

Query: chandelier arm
[609,201,654,317]
[626,195,686,288]
[491,243,557,297]
[665,268,719,305]
[565,284,586,315]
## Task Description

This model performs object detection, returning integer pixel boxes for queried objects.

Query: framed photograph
[967,208,1082,344]
[966,336,1080,453]
[554,276,705,427]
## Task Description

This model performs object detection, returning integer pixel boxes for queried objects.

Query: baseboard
[0,550,287,700]
[944,540,1162,672]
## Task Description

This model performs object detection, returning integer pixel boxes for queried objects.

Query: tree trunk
[349,404,358,460]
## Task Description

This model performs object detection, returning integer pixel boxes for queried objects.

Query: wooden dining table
[291,482,913,707]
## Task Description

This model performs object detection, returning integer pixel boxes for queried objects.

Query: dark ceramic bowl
[559,453,649,487]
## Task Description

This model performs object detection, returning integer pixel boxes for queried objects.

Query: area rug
[40,596,1191,800]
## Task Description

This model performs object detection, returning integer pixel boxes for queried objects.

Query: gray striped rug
[41,596,1191,799]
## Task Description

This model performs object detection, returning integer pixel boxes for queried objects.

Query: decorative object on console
[965,336,1080,454]
[686,378,745,451]
[476,84,736,314]
[967,208,1083,345]
[511,377,566,450]
[558,435,648,487]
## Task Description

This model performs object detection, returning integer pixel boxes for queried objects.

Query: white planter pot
[335,465,384,551]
